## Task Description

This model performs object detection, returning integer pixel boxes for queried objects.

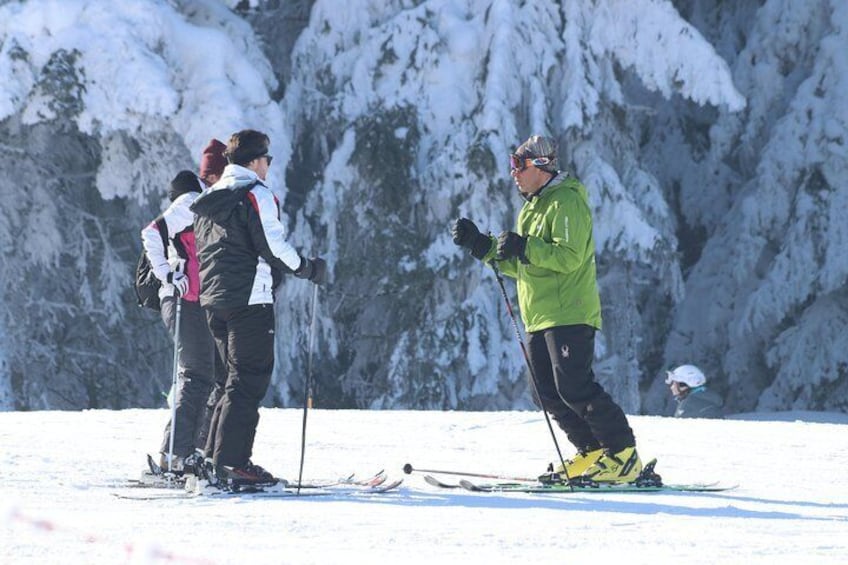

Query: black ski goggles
[510,153,552,172]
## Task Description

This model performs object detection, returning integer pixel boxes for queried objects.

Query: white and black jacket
[190,164,304,310]
[141,190,202,302]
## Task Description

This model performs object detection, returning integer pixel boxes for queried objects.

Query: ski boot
[538,448,604,484]
[578,447,643,485]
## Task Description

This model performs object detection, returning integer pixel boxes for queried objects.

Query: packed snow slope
[2,408,847,564]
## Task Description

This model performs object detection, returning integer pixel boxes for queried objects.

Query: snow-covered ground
[2,408,847,564]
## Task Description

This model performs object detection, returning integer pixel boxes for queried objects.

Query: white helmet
[665,364,706,387]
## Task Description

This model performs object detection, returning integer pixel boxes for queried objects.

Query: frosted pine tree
[660,0,848,413]
[5,0,843,415]
[277,0,743,411]
[0,0,287,408]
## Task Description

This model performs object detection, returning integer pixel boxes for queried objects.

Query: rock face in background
[1,0,846,416]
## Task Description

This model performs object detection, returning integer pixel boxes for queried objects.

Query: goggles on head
[510,153,552,172]
[665,371,681,386]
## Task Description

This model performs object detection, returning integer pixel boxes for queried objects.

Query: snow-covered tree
[0,0,286,408]
[274,0,743,412]
[2,0,845,417]
[655,0,848,413]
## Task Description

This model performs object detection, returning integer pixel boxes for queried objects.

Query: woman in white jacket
[140,140,227,473]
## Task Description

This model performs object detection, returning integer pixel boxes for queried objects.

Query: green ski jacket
[481,172,602,332]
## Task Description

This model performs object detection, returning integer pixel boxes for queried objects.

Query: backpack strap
[154,217,169,259]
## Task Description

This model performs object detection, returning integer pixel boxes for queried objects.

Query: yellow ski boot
[539,448,604,483]
[581,447,643,484]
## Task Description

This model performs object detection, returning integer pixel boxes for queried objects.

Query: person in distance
[666,364,724,419]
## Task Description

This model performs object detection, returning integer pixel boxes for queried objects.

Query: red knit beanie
[199,138,227,181]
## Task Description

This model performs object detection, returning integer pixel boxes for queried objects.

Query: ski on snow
[413,460,737,494]
[123,468,367,491]
[122,454,384,490]
[113,479,403,500]
[451,478,735,493]
[113,469,402,500]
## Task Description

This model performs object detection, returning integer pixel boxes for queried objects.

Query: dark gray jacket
[674,387,724,419]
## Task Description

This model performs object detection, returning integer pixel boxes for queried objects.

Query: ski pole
[167,296,182,473]
[490,261,572,487]
[402,463,536,482]
[296,283,319,495]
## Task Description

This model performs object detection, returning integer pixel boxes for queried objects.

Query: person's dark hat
[224,129,270,167]
[199,138,227,181]
[168,170,202,202]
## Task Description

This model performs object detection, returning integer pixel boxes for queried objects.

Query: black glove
[496,231,529,264]
[294,257,327,285]
[451,218,492,260]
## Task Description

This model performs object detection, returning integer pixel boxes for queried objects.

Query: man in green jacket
[451,135,641,484]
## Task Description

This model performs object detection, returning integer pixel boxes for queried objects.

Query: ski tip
[423,475,459,489]
[458,479,483,492]
[379,478,404,491]
[146,453,161,475]
[402,463,413,474]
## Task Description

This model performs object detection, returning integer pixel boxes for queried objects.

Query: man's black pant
[526,324,635,454]
[204,304,274,468]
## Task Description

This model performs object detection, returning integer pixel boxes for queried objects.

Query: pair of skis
[114,469,403,500]
[117,459,736,500]
[404,461,737,494]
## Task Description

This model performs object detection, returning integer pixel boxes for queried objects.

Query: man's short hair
[225,129,270,166]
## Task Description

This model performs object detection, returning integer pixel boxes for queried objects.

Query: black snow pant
[159,297,217,457]
[526,324,635,454]
[204,304,275,468]
[195,342,227,458]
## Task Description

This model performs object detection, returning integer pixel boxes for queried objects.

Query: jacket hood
[190,164,263,222]
[214,163,263,190]
[556,172,588,206]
